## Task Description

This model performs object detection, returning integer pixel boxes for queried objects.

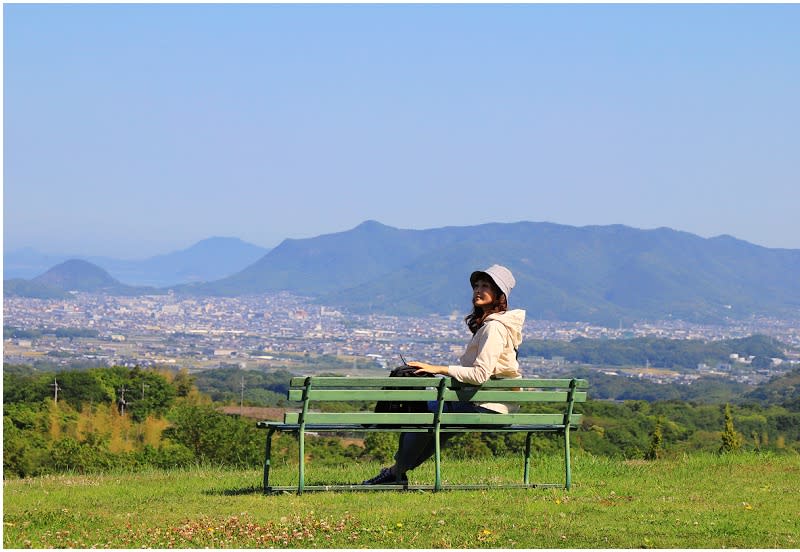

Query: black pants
[393,401,496,474]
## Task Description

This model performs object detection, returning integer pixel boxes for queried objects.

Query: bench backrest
[283,376,588,428]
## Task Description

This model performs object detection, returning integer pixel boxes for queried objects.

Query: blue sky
[4,3,799,258]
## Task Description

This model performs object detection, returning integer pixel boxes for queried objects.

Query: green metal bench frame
[257,376,588,494]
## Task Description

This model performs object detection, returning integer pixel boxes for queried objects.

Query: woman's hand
[406,361,449,376]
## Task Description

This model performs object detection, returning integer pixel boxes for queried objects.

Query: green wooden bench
[257,376,588,494]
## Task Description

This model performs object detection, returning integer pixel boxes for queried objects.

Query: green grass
[3,452,799,548]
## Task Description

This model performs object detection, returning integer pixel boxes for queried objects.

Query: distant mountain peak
[710,234,749,244]
[33,259,121,291]
[43,259,116,278]
[180,236,259,253]
[195,236,247,244]
[354,220,392,231]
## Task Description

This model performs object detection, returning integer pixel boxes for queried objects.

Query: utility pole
[141,382,149,400]
[118,386,128,416]
[50,378,61,404]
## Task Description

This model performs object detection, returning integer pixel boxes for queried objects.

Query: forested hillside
[4,361,799,479]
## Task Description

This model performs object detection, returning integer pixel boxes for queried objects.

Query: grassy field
[3,451,799,548]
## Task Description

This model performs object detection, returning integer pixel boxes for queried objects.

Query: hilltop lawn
[3,452,799,548]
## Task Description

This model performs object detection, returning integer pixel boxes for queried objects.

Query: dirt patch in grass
[218,406,290,420]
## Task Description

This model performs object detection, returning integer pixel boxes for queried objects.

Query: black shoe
[362,467,408,485]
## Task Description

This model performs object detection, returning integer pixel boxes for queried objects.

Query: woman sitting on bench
[362,264,526,485]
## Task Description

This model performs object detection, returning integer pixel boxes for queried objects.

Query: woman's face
[472,278,497,309]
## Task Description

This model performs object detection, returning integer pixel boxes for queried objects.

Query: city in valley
[4,292,799,386]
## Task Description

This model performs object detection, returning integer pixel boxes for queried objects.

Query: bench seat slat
[289,377,433,388]
[284,412,435,424]
[289,376,588,389]
[282,412,582,426]
[258,422,570,434]
[288,389,439,401]
[287,389,587,403]
[443,390,586,402]
[450,378,589,389]
[440,413,582,425]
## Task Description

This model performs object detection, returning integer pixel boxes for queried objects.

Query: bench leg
[564,426,572,490]
[523,432,533,485]
[298,424,306,495]
[263,428,276,494]
[433,428,442,492]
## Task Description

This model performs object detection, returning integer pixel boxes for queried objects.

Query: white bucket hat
[470,264,515,301]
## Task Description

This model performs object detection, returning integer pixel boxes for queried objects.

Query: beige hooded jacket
[446,309,526,413]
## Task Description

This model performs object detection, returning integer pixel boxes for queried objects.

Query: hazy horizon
[6,222,798,261]
[5,4,799,258]
[5,219,800,263]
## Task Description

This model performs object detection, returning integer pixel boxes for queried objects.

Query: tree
[3,372,53,404]
[162,404,262,467]
[125,368,177,422]
[87,366,177,422]
[56,371,113,409]
[645,418,664,460]
[719,404,742,454]
[172,368,196,397]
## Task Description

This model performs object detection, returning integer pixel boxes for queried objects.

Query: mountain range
[4,237,270,286]
[5,259,158,299]
[5,221,800,325]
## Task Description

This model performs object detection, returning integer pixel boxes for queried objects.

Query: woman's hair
[465,279,508,334]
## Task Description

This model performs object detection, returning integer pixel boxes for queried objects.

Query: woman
[363,264,525,485]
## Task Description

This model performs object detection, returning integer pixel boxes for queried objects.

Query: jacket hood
[485,309,525,348]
